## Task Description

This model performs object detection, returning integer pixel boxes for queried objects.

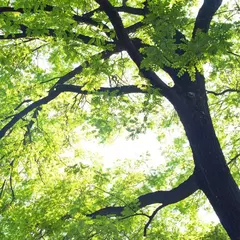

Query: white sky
[80,131,164,168]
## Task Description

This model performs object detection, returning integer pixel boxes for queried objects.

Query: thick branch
[193,0,223,37]
[95,0,143,67]
[88,174,198,218]
[95,0,171,98]
[115,6,146,15]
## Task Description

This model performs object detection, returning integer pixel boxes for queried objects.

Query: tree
[0,0,239,239]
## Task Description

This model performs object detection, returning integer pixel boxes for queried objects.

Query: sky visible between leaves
[32,0,234,226]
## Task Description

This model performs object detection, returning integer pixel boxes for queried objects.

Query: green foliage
[0,0,238,239]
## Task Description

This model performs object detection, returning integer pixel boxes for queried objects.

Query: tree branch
[0,44,126,140]
[206,88,240,96]
[143,204,165,236]
[115,6,146,15]
[0,91,60,140]
[228,153,240,165]
[52,47,124,87]
[0,180,6,199]
[193,0,223,37]
[87,174,198,218]
[54,84,146,95]
[0,84,147,140]
[95,0,172,98]
[0,5,109,32]
[0,25,114,47]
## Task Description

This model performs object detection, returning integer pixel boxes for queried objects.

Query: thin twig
[0,180,6,198]
[143,204,165,236]
[14,99,32,111]
[206,88,240,96]
[228,153,240,165]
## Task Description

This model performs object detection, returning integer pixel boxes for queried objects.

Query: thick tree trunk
[169,74,240,239]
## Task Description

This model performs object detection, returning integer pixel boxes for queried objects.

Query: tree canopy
[0,0,239,239]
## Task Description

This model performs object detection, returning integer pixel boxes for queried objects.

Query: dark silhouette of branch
[125,22,144,34]
[95,0,172,98]
[0,180,6,198]
[0,5,109,32]
[88,174,198,218]
[193,0,223,37]
[0,84,147,140]
[0,4,147,28]
[228,153,240,165]
[51,47,124,88]
[9,160,15,202]
[54,84,146,95]
[14,99,32,111]
[207,88,240,96]
[0,91,61,140]
[0,44,126,140]
[0,24,114,47]
[40,76,61,84]
[227,51,240,58]
[115,6,146,15]
[144,204,165,236]
[23,107,41,145]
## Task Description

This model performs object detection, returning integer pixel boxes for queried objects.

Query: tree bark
[169,73,240,239]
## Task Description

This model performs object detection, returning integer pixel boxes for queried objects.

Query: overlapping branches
[88,174,198,234]
[0,83,146,140]
[0,37,126,139]
[95,0,172,96]
[0,23,114,47]
[0,3,146,43]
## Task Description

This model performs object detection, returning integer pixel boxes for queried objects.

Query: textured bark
[169,73,240,239]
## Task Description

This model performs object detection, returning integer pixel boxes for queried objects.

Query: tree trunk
[169,74,240,239]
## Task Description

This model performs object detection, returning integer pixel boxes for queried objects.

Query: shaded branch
[193,0,223,37]
[0,25,114,47]
[227,51,240,58]
[52,47,124,88]
[228,153,240,165]
[115,6,146,15]
[144,204,165,236]
[0,84,146,140]
[9,160,15,202]
[0,5,109,32]
[23,107,41,145]
[95,0,171,98]
[88,174,198,218]
[14,99,32,111]
[95,0,143,67]
[54,84,146,95]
